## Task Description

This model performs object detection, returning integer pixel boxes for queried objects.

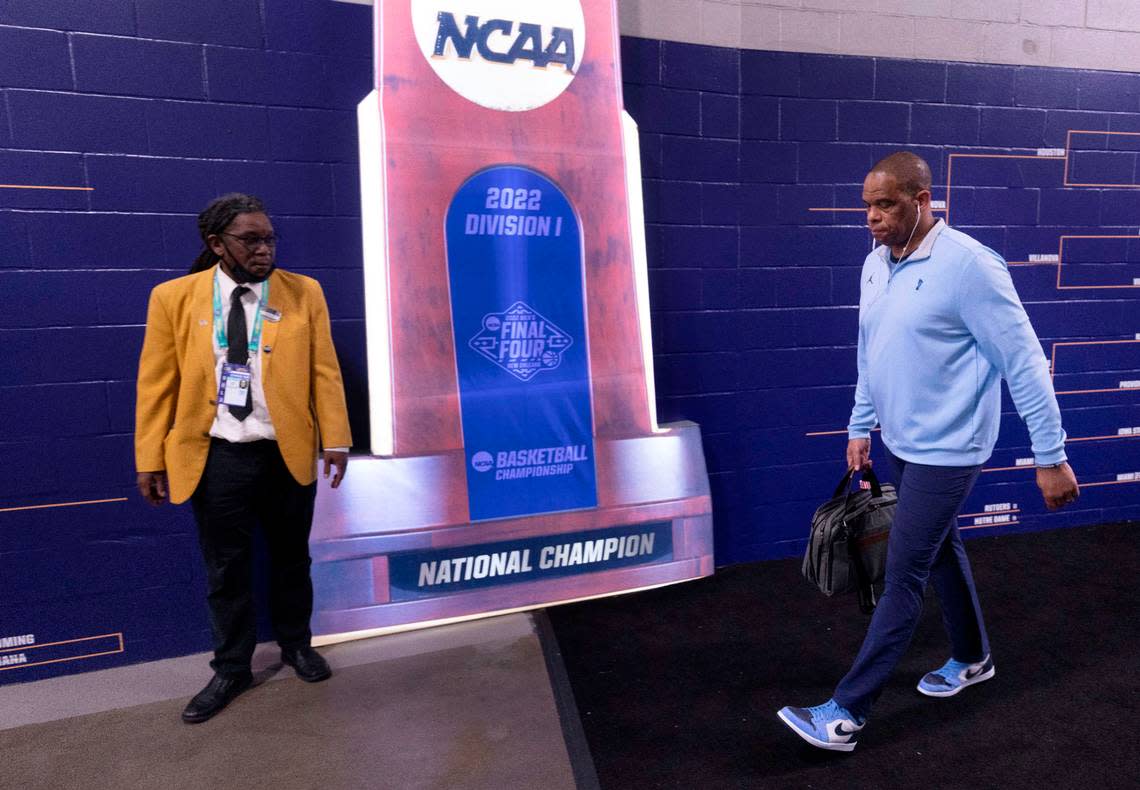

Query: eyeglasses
[222,233,279,250]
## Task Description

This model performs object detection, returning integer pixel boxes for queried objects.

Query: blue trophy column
[446,166,598,521]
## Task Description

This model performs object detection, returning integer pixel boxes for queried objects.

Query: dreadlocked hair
[189,193,267,273]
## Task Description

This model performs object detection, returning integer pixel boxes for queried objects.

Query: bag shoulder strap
[847,525,879,613]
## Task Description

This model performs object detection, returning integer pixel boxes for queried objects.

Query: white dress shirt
[209,265,348,453]
[210,266,277,443]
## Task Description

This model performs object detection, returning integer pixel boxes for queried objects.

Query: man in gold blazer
[135,193,351,723]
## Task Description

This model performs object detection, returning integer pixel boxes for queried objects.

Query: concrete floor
[0,613,585,790]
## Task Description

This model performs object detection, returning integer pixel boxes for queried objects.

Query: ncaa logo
[412,0,586,112]
[471,451,494,472]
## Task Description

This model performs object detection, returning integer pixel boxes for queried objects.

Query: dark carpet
[548,522,1140,789]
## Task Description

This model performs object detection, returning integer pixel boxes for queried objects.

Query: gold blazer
[134,267,352,503]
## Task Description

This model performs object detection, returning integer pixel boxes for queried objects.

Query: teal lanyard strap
[213,270,270,354]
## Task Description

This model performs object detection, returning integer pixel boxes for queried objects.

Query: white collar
[216,264,264,301]
[878,218,945,265]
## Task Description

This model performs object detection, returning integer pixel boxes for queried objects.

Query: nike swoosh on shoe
[834,723,858,738]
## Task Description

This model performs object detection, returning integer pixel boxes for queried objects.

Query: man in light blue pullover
[778,151,1080,752]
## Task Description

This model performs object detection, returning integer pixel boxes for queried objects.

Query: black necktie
[227,286,252,421]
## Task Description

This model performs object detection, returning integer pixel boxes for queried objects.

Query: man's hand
[1037,463,1079,511]
[137,471,168,506]
[322,450,348,489]
[846,438,872,471]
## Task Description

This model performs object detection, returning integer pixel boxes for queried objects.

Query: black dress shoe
[181,673,253,724]
[281,645,332,683]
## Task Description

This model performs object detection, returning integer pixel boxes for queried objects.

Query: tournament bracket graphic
[308,0,714,638]
[808,137,1140,535]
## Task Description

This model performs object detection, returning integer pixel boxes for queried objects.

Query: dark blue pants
[832,449,988,720]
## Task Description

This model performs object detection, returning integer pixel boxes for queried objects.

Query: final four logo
[470,302,573,381]
[412,0,586,112]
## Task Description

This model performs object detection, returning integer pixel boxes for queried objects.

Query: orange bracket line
[806,428,1140,442]
[1064,130,1140,189]
[975,471,1140,483]
[0,497,128,514]
[1056,235,1140,290]
[953,136,1139,280]
[1051,338,1140,395]
[811,150,1071,243]
[0,648,124,671]
[810,133,1131,222]
[978,430,1140,471]
[946,152,1065,222]
[958,507,1020,519]
[1009,232,1140,288]
[803,427,881,437]
[0,184,94,191]
[983,466,1140,479]
[811,153,1068,225]
[1057,387,1140,396]
[960,512,1030,531]
[806,207,950,213]
[1056,387,1139,395]
[0,633,124,672]
[960,517,1021,531]
[0,632,124,654]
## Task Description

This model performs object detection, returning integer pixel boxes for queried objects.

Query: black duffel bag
[802,467,896,613]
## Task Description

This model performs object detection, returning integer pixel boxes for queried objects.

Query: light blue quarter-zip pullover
[847,220,1067,466]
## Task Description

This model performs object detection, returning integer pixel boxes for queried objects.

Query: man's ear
[207,234,226,257]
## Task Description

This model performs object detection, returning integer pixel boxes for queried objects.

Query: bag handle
[830,468,855,500]
[830,466,885,500]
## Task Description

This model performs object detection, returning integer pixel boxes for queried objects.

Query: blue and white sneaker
[777,699,864,752]
[917,655,995,697]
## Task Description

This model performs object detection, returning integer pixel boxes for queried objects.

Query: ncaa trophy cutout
[309,0,713,639]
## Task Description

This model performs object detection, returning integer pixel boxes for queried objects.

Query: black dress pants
[190,438,317,678]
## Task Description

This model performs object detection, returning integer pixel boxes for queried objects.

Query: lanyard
[213,270,270,354]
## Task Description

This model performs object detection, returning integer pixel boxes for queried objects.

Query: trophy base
[309,421,714,638]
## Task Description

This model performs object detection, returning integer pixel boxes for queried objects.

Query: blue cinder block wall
[621,38,1140,565]
[0,0,372,682]
[1,3,1137,682]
